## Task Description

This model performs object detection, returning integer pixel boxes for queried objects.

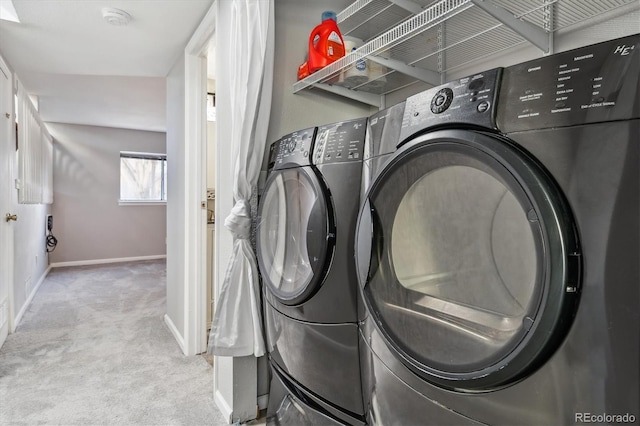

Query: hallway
[0,260,226,425]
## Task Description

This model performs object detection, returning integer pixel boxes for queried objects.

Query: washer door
[257,166,334,305]
[356,129,581,392]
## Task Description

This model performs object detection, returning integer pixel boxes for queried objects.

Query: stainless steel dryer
[356,34,639,425]
[258,119,368,425]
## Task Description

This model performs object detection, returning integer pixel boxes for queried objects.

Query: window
[119,151,167,203]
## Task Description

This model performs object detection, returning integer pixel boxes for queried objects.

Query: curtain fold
[208,0,274,357]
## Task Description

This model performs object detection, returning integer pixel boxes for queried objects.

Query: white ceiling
[0,0,214,132]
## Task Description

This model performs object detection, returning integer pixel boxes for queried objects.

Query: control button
[336,152,342,158]
[471,91,479,97]
[477,101,489,113]
[594,96,605,103]
[303,151,308,157]
[555,102,566,108]
[468,79,484,91]
[325,153,331,159]
[430,88,454,114]
[470,97,477,102]
[413,111,420,117]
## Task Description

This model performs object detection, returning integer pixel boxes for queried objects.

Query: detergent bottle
[307,11,345,73]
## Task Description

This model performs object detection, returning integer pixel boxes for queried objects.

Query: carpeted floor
[0,260,228,426]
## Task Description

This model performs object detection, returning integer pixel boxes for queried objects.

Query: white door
[0,56,14,348]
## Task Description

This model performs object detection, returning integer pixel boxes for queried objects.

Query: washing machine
[258,118,368,425]
[356,34,639,425]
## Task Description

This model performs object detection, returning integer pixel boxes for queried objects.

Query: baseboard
[214,389,234,424]
[257,393,269,410]
[13,265,52,331]
[50,254,166,268]
[164,314,187,354]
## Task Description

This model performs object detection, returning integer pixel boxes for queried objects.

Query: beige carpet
[0,260,228,426]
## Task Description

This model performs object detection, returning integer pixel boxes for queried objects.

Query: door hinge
[5,112,9,119]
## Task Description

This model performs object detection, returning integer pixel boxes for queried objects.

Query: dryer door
[257,166,334,305]
[356,129,581,392]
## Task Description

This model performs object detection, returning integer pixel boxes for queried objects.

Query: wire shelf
[294,0,639,102]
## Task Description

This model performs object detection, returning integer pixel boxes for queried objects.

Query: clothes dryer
[259,119,368,425]
[356,34,638,425]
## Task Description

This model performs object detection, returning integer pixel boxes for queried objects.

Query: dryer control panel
[497,33,639,132]
[270,127,316,171]
[313,117,367,165]
[399,68,502,142]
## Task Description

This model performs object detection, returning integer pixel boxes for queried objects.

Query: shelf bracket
[312,83,381,108]
[369,55,441,86]
[470,0,550,53]
[388,0,423,15]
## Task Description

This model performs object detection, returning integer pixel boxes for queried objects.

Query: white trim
[184,1,216,357]
[214,389,234,424]
[13,265,51,329]
[257,394,269,411]
[0,52,9,78]
[118,201,167,206]
[164,313,186,354]
[50,254,166,268]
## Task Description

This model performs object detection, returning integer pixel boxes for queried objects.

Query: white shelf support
[313,83,382,107]
[388,0,423,14]
[470,0,550,53]
[338,0,375,22]
[543,0,555,55]
[369,55,441,85]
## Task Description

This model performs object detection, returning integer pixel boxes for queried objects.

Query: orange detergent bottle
[307,11,345,73]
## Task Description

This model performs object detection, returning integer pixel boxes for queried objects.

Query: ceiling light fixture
[101,7,131,26]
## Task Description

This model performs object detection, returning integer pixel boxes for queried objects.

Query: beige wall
[48,123,166,264]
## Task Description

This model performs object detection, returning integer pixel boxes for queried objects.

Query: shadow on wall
[53,140,102,196]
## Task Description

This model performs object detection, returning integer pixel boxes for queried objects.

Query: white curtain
[208,0,274,357]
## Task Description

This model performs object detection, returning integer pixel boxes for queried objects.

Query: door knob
[5,213,17,222]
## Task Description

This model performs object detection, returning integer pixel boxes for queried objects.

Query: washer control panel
[270,127,316,171]
[313,117,367,165]
[400,68,501,142]
[498,34,639,132]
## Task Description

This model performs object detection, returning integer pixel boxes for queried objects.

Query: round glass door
[257,167,334,305]
[359,130,581,391]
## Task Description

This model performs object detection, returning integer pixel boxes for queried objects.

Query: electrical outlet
[46,215,53,235]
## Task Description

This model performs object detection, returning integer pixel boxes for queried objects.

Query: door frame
[183,1,258,423]
[0,52,15,345]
